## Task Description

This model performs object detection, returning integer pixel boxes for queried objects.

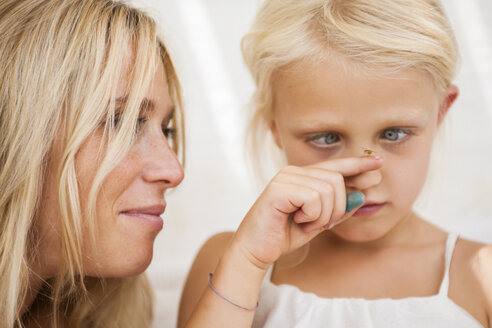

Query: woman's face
[37,58,184,278]
[270,58,457,242]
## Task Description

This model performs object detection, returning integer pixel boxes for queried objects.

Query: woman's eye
[134,117,148,132]
[109,115,147,129]
[162,127,176,139]
[111,114,122,127]
[381,128,410,142]
[308,133,340,147]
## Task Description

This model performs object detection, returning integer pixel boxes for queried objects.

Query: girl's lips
[352,202,385,217]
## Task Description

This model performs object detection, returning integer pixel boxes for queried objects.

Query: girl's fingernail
[346,191,365,212]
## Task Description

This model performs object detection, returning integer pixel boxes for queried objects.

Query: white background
[128,1,492,327]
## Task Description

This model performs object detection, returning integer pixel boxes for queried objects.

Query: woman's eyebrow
[115,96,174,121]
[114,96,154,113]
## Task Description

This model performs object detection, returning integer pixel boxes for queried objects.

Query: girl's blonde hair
[242,0,458,176]
[0,0,183,327]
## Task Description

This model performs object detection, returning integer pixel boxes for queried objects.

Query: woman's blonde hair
[242,0,458,176]
[0,0,184,327]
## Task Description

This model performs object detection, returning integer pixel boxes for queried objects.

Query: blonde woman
[180,0,492,327]
[1,0,348,327]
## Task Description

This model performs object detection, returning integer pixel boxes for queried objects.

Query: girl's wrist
[227,237,272,274]
[216,239,269,284]
[209,239,270,311]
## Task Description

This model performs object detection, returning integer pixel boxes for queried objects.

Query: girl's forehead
[275,56,436,91]
[273,58,438,107]
[272,60,439,129]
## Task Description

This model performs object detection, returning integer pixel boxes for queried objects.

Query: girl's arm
[178,233,265,328]
[179,156,383,328]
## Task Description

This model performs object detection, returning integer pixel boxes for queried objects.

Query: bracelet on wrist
[208,273,259,311]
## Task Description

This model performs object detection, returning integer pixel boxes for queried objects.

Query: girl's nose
[141,136,184,188]
[345,169,382,191]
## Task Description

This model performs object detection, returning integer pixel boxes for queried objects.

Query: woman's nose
[141,136,184,188]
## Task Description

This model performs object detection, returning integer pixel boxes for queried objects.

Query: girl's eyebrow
[288,119,345,135]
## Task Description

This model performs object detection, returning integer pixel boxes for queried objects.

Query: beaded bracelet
[208,273,259,311]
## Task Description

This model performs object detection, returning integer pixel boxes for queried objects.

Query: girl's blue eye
[309,133,340,147]
[381,128,409,142]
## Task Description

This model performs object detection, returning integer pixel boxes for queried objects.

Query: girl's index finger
[310,156,384,177]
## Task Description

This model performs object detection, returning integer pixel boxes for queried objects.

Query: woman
[0,0,185,326]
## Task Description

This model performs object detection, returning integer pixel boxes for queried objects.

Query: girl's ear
[270,120,283,149]
[438,84,459,125]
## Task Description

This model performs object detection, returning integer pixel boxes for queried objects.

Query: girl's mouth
[352,202,385,217]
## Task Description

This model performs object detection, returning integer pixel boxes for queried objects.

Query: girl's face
[270,58,457,242]
[37,59,184,278]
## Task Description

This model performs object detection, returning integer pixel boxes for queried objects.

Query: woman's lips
[120,205,166,230]
[352,202,385,217]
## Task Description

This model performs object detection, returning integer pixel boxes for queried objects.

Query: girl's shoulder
[452,237,492,285]
[450,237,492,327]
[178,231,234,327]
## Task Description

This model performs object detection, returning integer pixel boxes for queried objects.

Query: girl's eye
[381,128,410,142]
[308,133,340,147]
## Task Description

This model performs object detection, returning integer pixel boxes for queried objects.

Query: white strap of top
[438,233,459,296]
[265,264,274,284]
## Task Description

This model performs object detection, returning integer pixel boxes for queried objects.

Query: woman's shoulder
[450,237,492,327]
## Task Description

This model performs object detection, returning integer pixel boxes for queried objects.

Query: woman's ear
[270,120,283,149]
[438,84,459,125]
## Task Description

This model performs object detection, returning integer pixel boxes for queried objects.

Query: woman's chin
[86,246,155,278]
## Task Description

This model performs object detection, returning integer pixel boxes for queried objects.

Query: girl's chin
[330,221,390,243]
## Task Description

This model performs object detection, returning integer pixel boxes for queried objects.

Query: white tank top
[252,234,483,328]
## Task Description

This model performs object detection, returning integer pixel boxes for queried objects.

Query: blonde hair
[0,0,183,327]
[242,0,458,176]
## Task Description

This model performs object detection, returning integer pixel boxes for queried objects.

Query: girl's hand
[231,156,383,271]
[179,156,382,328]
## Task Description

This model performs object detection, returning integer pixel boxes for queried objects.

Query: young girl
[180,0,492,327]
